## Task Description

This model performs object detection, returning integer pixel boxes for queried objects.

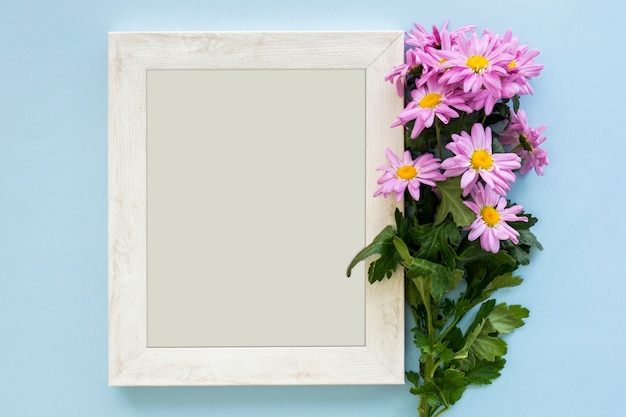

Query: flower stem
[432,407,450,417]
[414,288,437,417]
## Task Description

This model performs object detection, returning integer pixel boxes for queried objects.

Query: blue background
[1,0,624,416]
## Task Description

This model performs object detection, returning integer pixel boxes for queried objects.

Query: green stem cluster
[347,99,542,417]
[348,178,540,417]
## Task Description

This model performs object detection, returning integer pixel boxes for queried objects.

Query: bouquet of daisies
[347,22,547,417]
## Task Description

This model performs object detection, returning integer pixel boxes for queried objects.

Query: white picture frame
[108,31,405,386]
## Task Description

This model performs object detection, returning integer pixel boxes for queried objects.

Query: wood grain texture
[109,31,405,386]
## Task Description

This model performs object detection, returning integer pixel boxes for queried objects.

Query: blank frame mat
[146,69,367,347]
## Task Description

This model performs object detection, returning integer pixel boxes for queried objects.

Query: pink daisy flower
[374,148,446,202]
[464,87,500,115]
[385,48,421,97]
[465,183,528,253]
[438,31,513,97]
[414,36,456,88]
[499,109,549,175]
[494,29,544,98]
[405,20,474,49]
[440,123,521,196]
[391,77,472,139]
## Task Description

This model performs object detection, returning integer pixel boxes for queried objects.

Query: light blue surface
[1,0,625,416]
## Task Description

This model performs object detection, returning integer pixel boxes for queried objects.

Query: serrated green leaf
[413,369,468,408]
[502,241,531,266]
[443,326,464,352]
[471,332,508,361]
[488,303,529,334]
[450,269,464,291]
[394,208,412,239]
[406,258,453,300]
[410,386,441,409]
[456,350,476,373]
[367,255,400,283]
[467,300,497,335]
[433,340,456,363]
[412,327,430,352]
[456,240,516,270]
[465,357,506,385]
[455,300,496,360]
[406,370,421,387]
[434,177,476,227]
[518,229,544,251]
[484,273,523,294]
[347,225,398,282]
[410,221,461,270]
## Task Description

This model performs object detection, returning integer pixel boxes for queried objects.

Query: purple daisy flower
[406,20,474,49]
[385,48,421,97]
[465,87,500,115]
[494,29,544,98]
[438,31,513,97]
[374,148,446,203]
[440,123,521,196]
[391,77,472,139]
[499,109,549,175]
[465,183,528,253]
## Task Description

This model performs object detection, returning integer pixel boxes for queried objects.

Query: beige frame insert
[108,31,404,386]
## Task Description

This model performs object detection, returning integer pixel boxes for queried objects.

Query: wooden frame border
[108,31,405,386]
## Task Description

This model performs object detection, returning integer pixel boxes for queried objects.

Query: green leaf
[465,357,506,385]
[392,236,411,265]
[484,273,523,295]
[455,300,496,360]
[456,240,516,270]
[443,326,464,352]
[413,369,468,408]
[406,370,421,387]
[346,225,398,282]
[410,384,441,409]
[367,256,399,283]
[410,221,461,270]
[411,275,432,309]
[406,258,453,301]
[488,303,529,334]
[394,208,412,240]
[450,269,464,291]
[512,94,521,113]
[405,275,421,312]
[467,299,497,335]
[518,229,544,251]
[471,332,508,361]
[491,134,505,154]
[456,303,527,362]
[501,241,531,266]
[412,327,430,352]
[433,340,456,363]
[434,177,475,227]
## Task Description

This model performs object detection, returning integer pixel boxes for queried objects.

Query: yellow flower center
[508,60,517,70]
[470,149,493,170]
[466,55,490,72]
[419,93,442,109]
[397,165,418,180]
[480,206,500,227]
